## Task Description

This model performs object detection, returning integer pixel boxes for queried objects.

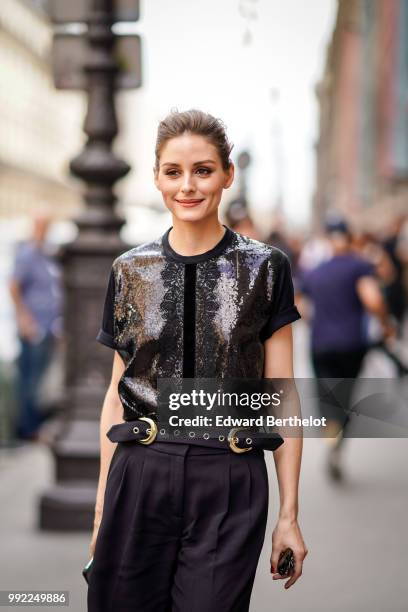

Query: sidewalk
[1,318,408,610]
[0,442,89,612]
[1,436,407,611]
[253,436,408,612]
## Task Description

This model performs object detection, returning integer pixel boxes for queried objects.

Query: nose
[181,172,196,194]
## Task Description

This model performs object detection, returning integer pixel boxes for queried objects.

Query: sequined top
[96,225,301,421]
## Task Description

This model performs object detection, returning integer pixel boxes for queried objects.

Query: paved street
[1,435,407,611]
[253,437,408,612]
[0,443,90,612]
[0,322,407,611]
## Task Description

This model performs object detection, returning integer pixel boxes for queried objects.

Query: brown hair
[154,109,234,172]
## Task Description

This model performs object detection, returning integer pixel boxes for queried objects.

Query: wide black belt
[106,417,284,453]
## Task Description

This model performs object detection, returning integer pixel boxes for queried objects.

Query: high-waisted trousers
[87,440,269,612]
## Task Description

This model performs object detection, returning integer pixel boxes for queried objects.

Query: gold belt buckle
[138,417,158,445]
[228,428,253,453]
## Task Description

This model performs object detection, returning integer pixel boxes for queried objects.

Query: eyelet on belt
[174,429,180,436]
[160,428,166,435]
[228,428,253,453]
[138,417,158,445]
[218,435,225,442]
[132,426,139,434]
[203,433,210,440]
[246,437,252,445]
[189,431,195,438]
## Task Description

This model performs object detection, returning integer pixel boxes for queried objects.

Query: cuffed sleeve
[260,252,301,341]
[96,266,117,349]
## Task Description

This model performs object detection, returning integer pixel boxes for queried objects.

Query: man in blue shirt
[297,217,395,480]
[9,209,62,441]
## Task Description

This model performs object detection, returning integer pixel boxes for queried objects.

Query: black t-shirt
[97,226,301,420]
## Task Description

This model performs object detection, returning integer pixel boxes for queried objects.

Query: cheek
[158,178,178,196]
[200,177,224,196]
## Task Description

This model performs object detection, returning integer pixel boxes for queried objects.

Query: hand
[381,318,398,342]
[17,312,39,342]
[270,517,308,589]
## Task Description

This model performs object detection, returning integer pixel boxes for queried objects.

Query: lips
[175,199,205,207]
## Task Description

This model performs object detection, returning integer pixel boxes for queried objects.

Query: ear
[224,162,235,189]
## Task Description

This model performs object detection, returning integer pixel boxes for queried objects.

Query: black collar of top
[162,224,234,264]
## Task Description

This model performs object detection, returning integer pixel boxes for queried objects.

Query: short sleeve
[10,243,30,285]
[260,253,302,341]
[353,258,376,280]
[96,267,117,349]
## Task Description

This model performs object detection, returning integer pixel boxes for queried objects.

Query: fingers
[283,565,302,589]
[272,572,288,581]
[270,551,280,576]
[271,547,308,589]
[284,547,308,589]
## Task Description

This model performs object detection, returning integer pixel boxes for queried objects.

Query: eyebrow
[161,159,217,167]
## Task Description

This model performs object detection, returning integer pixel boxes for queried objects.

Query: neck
[168,216,226,256]
[332,244,349,256]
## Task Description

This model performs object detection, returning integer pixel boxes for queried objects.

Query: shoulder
[305,259,328,277]
[112,236,163,272]
[230,231,290,268]
[13,241,37,267]
[342,253,374,275]
[15,240,33,256]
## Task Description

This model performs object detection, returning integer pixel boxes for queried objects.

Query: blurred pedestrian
[381,216,407,335]
[265,227,295,260]
[224,198,262,240]
[8,207,62,441]
[297,231,332,271]
[352,229,408,376]
[297,216,395,481]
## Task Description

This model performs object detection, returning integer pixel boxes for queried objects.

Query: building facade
[314,0,408,230]
[0,0,85,221]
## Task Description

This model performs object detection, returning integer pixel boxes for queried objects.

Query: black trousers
[87,441,269,612]
[312,347,367,428]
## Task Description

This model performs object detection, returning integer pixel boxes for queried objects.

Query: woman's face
[154,133,234,223]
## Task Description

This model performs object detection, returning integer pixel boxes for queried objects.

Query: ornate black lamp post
[39,0,141,530]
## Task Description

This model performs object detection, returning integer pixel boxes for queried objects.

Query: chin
[171,206,212,223]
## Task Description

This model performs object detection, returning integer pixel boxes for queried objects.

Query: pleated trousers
[87,440,269,612]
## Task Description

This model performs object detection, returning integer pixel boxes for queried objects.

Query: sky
[115,0,337,238]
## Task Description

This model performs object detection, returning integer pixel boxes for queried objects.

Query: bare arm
[9,279,38,340]
[356,275,395,338]
[90,351,126,557]
[264,324,308,589]
[264,324,302,521]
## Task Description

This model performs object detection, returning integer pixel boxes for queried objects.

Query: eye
[196,167,212,176]
[165,169,179,176]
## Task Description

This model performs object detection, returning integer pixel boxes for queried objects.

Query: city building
[314,0,408,230]
[0,0,85,221]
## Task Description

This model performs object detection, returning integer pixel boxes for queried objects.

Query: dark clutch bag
[277,548,295,576]
[82,557,94,585]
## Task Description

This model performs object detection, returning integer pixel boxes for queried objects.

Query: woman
[87,109,308,611]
